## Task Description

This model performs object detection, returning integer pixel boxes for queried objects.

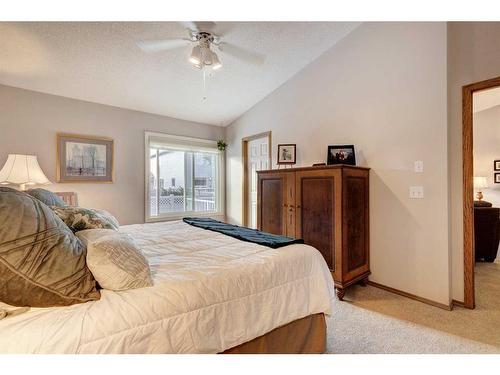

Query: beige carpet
[326,259,500,353]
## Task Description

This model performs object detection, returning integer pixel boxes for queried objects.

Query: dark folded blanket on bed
[182,217,304,249]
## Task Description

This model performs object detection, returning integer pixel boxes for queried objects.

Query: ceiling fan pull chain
[202,67,207,101]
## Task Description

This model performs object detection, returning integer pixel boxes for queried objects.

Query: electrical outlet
[409,186,424,199]
[414,160,424,173]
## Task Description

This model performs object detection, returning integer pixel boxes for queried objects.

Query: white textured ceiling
[474,86,500,113]
[0,22,360,126]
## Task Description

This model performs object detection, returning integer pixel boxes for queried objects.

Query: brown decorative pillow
[51,206,119,233]
[0,187,100,307]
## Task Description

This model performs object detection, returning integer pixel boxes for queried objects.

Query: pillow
[0,187,100,307]
[25,188,66,207]
[92,209,120,229]
[77,229,153,291]
[51,206,119,232]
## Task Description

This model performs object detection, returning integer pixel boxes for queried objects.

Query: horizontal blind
[147,132,219,154]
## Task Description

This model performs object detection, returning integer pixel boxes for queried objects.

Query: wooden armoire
[257,164,370,300]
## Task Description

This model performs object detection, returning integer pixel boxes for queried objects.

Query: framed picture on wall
[327,145,356,165]
[494,160,500,171]
[495,173,500,184]
[57,133,114,183]
[277,144,297,164]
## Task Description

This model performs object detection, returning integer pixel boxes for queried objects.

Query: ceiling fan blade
[137,38,189,53]
[211,22,232,37]
[179,21,199,32]
[193,21,217,31]
[219,42,265,66]
[179,21,218,33]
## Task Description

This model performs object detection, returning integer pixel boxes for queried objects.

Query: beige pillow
[77,229,153,291]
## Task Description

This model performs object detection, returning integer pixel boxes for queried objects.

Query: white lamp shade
[0,154,50,187]
[473,176,488,189]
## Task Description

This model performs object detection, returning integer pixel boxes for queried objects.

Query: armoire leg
[336,288,345,300]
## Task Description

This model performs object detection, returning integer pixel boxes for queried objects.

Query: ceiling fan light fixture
[189,45,202,65]
[211,51,222,70]
[201,46,213,65]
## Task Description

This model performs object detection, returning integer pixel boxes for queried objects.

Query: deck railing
[150,194,216,215]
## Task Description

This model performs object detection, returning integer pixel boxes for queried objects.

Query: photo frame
[494,160,500,171]
[495,173,500,184]
[277,144,297,164]
[57,133,114,183]
[327,145,356,166]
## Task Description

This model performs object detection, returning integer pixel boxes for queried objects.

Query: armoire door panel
[257,172,290,236]
[344,176,368,272]
[260,178,284,235]
[296,173,335,270]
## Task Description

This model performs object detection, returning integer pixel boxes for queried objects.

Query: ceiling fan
[136,21,265,70]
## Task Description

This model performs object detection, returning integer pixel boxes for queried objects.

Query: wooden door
[257,172,288,235]
[295,169,340,272]
[247,137,270,229]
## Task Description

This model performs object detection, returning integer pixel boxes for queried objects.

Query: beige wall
[0,84,223,225]
[448,22,500,302]
[225,23,451,305]
[473,105,500,208]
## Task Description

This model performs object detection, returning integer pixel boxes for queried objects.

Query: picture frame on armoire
[277,144,297,165]
[327,145,356,166]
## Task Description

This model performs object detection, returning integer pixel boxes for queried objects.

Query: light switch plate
[414,160,424,173]
[409,186,424,199]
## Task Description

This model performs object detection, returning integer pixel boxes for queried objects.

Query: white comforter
[0,220,334,353]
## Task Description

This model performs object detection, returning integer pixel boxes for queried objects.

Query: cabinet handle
[297,204,301,208]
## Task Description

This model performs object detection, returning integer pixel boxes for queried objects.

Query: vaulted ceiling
[0,22,360,125]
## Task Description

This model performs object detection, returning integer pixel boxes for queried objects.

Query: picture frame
[495,173,500,184]
[494,160,500,171]
[57,133,114,183]
[327,145,356,166]
[277,144,297,164]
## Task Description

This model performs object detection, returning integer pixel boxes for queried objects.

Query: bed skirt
[222,313,326,354]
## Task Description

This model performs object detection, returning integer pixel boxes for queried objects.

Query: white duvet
[0,220,334,353]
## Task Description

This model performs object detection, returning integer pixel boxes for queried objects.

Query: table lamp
[474,176,488,201]
[0,154,50,191]
[473,176,492,207]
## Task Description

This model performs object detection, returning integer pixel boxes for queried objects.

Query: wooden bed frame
[55,191,79,206]
[55,191,327,354]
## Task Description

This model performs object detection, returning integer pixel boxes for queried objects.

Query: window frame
[144,131,225,223]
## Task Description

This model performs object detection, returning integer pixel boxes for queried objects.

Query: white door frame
[242,131,272,227]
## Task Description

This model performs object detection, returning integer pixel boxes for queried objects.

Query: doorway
[242,131,272,228]
[462,76,500,309]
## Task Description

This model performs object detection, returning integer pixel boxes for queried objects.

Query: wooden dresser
[257,165,370,299]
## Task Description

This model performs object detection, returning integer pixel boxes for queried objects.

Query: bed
[0,219,334,354]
